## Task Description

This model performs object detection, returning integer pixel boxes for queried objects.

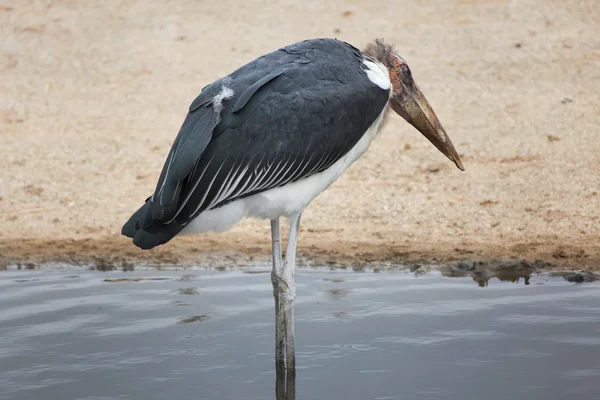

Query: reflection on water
[104,277,169,283]
[0,267,599,400]
[177,287,200,295]
[473,271,530,287]
[276,360,295,400]
[325,288,350,300]
[440,261,534,287]
[178,315,211,324]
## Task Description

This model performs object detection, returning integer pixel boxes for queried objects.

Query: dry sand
[1,0,599,272]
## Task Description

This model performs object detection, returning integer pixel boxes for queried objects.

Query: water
[1,267,600,400]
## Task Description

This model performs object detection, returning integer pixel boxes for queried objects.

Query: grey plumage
[122,38,390,249]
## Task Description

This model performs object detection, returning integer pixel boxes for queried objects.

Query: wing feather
[124,38,391,250]
[189,157,228,217]
[149,105,221,222]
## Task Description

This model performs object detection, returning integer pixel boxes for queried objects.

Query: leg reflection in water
[275,358,296,400]
[270,216,300,399]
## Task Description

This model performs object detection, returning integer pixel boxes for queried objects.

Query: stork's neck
[363,39,396,69]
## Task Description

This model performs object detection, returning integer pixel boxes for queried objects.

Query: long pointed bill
[391,81,465,171]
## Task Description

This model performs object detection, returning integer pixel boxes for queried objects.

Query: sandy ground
[1,0,599,272]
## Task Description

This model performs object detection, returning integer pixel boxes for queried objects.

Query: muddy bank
[1,235,598,275]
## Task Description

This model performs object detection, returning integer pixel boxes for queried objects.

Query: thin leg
[275,356,296,400]
[285,364,296,400]
[281,213,302,370]
[275,356,286,400]
[270,219,285,366]
[271,219,283,273]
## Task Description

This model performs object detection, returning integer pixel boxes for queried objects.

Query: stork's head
[364,39,465,171]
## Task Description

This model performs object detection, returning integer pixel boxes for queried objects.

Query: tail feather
[121,198,186,250]
[121,202,149,238]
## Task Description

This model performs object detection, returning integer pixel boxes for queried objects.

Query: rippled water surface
[1,267,600,400]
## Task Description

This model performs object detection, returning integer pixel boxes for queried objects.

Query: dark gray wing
[149,98,220,222]
[122,38,390,249]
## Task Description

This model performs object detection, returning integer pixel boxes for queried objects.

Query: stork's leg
[270,219,285,367]
[286,363,296,400]
[281,213,302,371]
[275,351,296,400]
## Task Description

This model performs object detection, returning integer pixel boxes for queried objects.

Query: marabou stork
[122,38,464,371]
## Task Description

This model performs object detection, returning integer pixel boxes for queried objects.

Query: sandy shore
[1,0,599,271]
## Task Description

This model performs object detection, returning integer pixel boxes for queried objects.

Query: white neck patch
[362,59,392,91]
